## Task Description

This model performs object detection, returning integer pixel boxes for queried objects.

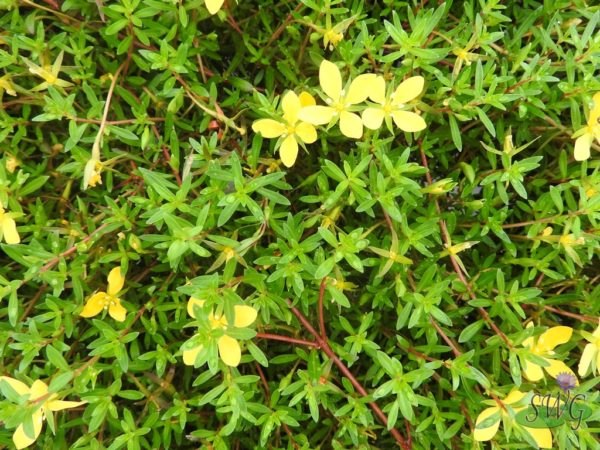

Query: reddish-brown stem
[286,299,410,449]
[418,144,513,349]
[318,278,327,341]
[256,332,319,348]
[543,305,596,323]
[429,317,462,357]
[266,2,303,47]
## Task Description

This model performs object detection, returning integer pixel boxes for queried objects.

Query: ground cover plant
[0,0,599,448]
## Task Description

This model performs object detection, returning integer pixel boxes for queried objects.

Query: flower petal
[319,60,342,101]
[473,407,500,442]
[295,122,317,144]
[29,380,48,403]
[339,111,363,139]
[252,119,286,138]
[523,361,544,381]
[578,343,596,376]
[205,0,224,14]
[523,426,553,449]
[544,358,577,381]
[346,73,378,105]
[299,92,316,107]
[282,91,301,124]
[108,299,127,322]
[13,411,43,450]
[218,335,241,367]
[298,106,336,125]
[574,133,592,161]
[392,76,425,104]
[183,345,203,366]
[537,326,572,352]
[368,76,386,105]
[391,110,426,132]
[0,376,30,396]
[233,305,257,328]
[593,320,600,338]
[279,135,299,168]
[187,297,205,319]
[47,400,85,411]
[362,107,386,130]
[504,390,527,405]
[2,216,20,244]
[80,292,107,318]
[107,267,125,296]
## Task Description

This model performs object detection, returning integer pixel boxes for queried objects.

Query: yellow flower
[252,91,318,167]
[0,200,20,244]
[205,0,224,14]
[0,377,85,449]
[83,157,103,190]
[23,51,73,92]
[573,92,600,161]
[0,74,16,96]
[578,319,600,377]
[5,154,20,173]
[298,60,378,139]
[521,322,576,382]
[362,75,426,132]
[183,297,257,367]
[80,267,127,322]
[474,390,552,448]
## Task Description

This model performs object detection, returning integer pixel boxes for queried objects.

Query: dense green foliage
[1,0,600,449]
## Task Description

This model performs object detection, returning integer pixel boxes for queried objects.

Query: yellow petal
[205,0,224,14]
[504,390,527,405]
[281,91,301,124]
[2,216,20,244]
[544,358,577,381]
[183,345,203,366]
[108,299,127,322]
[187,297,205,319]
[279,135,298,168]
[473,407,500,441]
[593,320,600,338]
[537,326,572,352]
[218,335,241,367]
[252,119,286,138]
[346,74,378,105]
[362,107,386,130]
[298,92,316,107]
[392,76,425,105]
[297,106,335,125]
[368,76,386,105]
[339,111,363,139]
[80,292,107,318]
[523,426,553,449]
[107,267,125,296]
[574,133,592,161]
[295,122,317,144]
[523,361,544,381]
[319,59,342,101]
[0,377,30,396]
[29,380,48,400]
[13,411,43,450]
[578,344,596,376]
[47,400,85,411]
[391,110,426,132]
[596,350,600,375]
[233,305,257,328]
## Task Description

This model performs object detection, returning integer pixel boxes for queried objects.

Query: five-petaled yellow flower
[362,75,427,133]
[80,267,127,322]
[23,51,73,92]
[521,323,576,382]
[252,91,318,167]
[183,297,257,367]
[573,92,600,161]
[578,319,600,377]
[0,200,20,244]
[205,0,224,14]
[298,60,377,139]
[0,376,85,449]
[474,390,552,448]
